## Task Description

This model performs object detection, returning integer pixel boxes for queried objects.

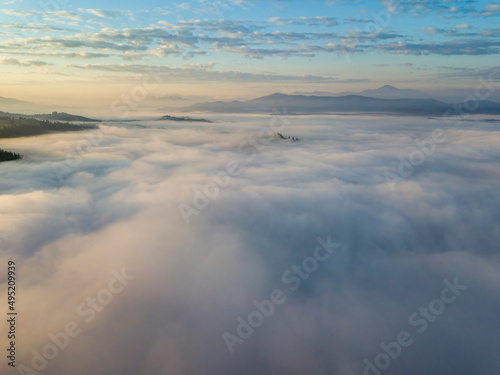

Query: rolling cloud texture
[1,114,499,374]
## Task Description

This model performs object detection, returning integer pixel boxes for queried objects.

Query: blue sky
[0,0,498,106]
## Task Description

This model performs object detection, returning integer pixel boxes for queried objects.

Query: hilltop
[293,85,432,100]
[0,116,97,138]
[157,115,212,123]
[181,92,500,116]
[0,111,99,122]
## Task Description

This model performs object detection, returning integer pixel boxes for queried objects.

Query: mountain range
[3,86,500,118]
[0,96,49,113]
[181,87,500,116]
[293,85,433,100]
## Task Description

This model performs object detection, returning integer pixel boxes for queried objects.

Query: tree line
[0,149,21,162]
[0,116,96,138]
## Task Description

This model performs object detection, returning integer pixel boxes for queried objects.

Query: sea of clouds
[1,114,500,375]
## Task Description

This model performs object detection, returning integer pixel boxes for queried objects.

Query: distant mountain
[34,112,99,122]
[0,96,49,113]
[293,90,355,97]
[294,85,432,100]
[157,115,212,123]
[182,100,250,113]
[181,93,500,116]
[0,111,99,122]
[0,116,97,139]
[0,96,29,105]
[358,85,432,100]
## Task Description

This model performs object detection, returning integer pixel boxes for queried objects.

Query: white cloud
[1,115,499,374]
[80,8,126,19]
[0,57,50,66]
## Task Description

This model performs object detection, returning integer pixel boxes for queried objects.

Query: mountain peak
[266,93,287,97]
[379,85,399,90]
[358,85,431,100]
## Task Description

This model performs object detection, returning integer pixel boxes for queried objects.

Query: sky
[0,0,499,108]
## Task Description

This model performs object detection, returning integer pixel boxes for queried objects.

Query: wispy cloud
[378,39,500,55]
[2,115,500,375]
[68,63,336,82]
[80,8,126,19]
[268,16,339,27]
[477,3,500,16]
[0,57,50,66]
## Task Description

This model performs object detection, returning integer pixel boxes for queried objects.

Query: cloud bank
[1,114,500,374]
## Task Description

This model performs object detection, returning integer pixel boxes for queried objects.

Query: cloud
[81,9,125,19]
[0,6,496,68]
[382,0,477,16]
[68,63,335,82]
[422,26,444,34]
[437,65,500,81]
[343,18,372,24]
[0,51,110,60]
[1,114,500,375]
[377,39,500,55]
[181,61,216,69]
[148,44,183,57]
[256,30,311,42]
[343,30,405,42]
[421,25,500,39]
[0,9,85,23]
[52,10,84,22]
[268,16,339,27]
[334,78,370,83]
[121,51,144,61]
[1,23,70,33]
[478,3,500,16]
[1,36,150,52]
[0,57,50,66]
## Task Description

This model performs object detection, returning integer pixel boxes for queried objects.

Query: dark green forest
[0,116,97,162]
[0,149,21,162]
[0,111,98,122]
[0,116,96,138]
